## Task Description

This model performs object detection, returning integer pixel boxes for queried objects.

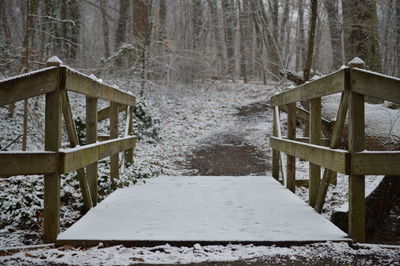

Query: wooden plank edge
[0,67,59,106]
[270,69,345,106]
[56,238,352,248]
[351,151,400,175]
[269,137,350,174]
[97,103,127,122]
[59,136,136,173]
[65,69,136,106]
[350,68,400,104]
[0,152,57,176]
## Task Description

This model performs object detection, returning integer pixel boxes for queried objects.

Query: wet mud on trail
[186,101,272,176]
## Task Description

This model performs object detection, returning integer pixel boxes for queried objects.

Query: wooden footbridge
[0,58,399,246]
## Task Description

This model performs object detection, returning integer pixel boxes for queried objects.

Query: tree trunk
[342,0,381,72]
[239,0,249,83]
[324,0,343,70]
[257,0,280,78]
[208,0,226,77]
[68,0,81,60]
[0,0,12,47]
[296,0,306,72]
[222,0,236,78]
[115,0,130,50]
[158,0,167,43]
[303,0,318,82]
[132,0,151,91]
[279,0,290,56]
[21,0,38,150]
[192,0,202,50]
[342,0,382,103]
[100,0,110,58]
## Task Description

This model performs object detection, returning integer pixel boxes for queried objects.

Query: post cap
[46,56,63,67]
[347,57,365,69]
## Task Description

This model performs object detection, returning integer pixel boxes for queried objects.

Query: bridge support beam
[286,103,296,192]
[348,73,366,242]
[43,67,63,243]
[86,96,98,205]
[309,97,321,207]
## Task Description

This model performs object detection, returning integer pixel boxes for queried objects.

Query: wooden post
[348,65,366,242]
[43,67,63,243]
[62,91,93,211]
[124,106,134,166]
[309,97,321,207]
[315,89,349,213]
[110,102,119,180]
[272,106,280,180]
[86,96,98,205]
[286,103,296,192]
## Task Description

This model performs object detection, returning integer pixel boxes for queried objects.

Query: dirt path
[186,101,272,176]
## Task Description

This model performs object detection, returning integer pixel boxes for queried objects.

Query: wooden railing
[0,60,136,243]
[270,59,400,243]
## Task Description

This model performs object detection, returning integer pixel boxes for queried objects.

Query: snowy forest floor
[1,78,400,265]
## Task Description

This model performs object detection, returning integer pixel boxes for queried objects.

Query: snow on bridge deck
[57,176,350,246]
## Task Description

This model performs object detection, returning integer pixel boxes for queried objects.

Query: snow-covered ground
[1,242,400,265]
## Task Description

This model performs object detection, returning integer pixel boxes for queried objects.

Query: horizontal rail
[270,69,345,106]
[269,137,350,174]
[59,136,136,173]
[98,103,127,122]
[279,105,332,134]
[0,67,58,106]
[350,68,400,104]
[65,68,136,106]
[290,137,330,147]
[0,152,57,176]
[352,151,400,175]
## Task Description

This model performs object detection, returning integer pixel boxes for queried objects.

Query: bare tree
[324,0,343,70]
[192,0,202,50]
[132,0,152,91]
[115,0,130,50]
[342,0,381,72]
[100,0,110,58]
[303,0,318,81]
[208,0,226,78]
[296,0,306,72]
[222,0,236,78]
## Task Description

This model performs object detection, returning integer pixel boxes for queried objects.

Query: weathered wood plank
[97,104,127,122]
[314,90,349,213]
[348,89,365,243]
[270,69,345,106]
[269,137,350,174]
[293,137,330,146]
[124,106,134,165]
[279,105,332,136]
[62,91,93,211]
[352,152,400,175]
[0,152,56,176]
[286,103,296,192]
[272,107,280,180]
[86,96,98,205]
[65,69,136,106]
[98,135,111,141]
[350,68,400,104]
[110,102,119,180]
[43,68,63,244]
[309,97,321,207]
[0,67,58,106]
[59,136,136,174]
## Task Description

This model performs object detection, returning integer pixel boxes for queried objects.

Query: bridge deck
[57,176,349,246]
